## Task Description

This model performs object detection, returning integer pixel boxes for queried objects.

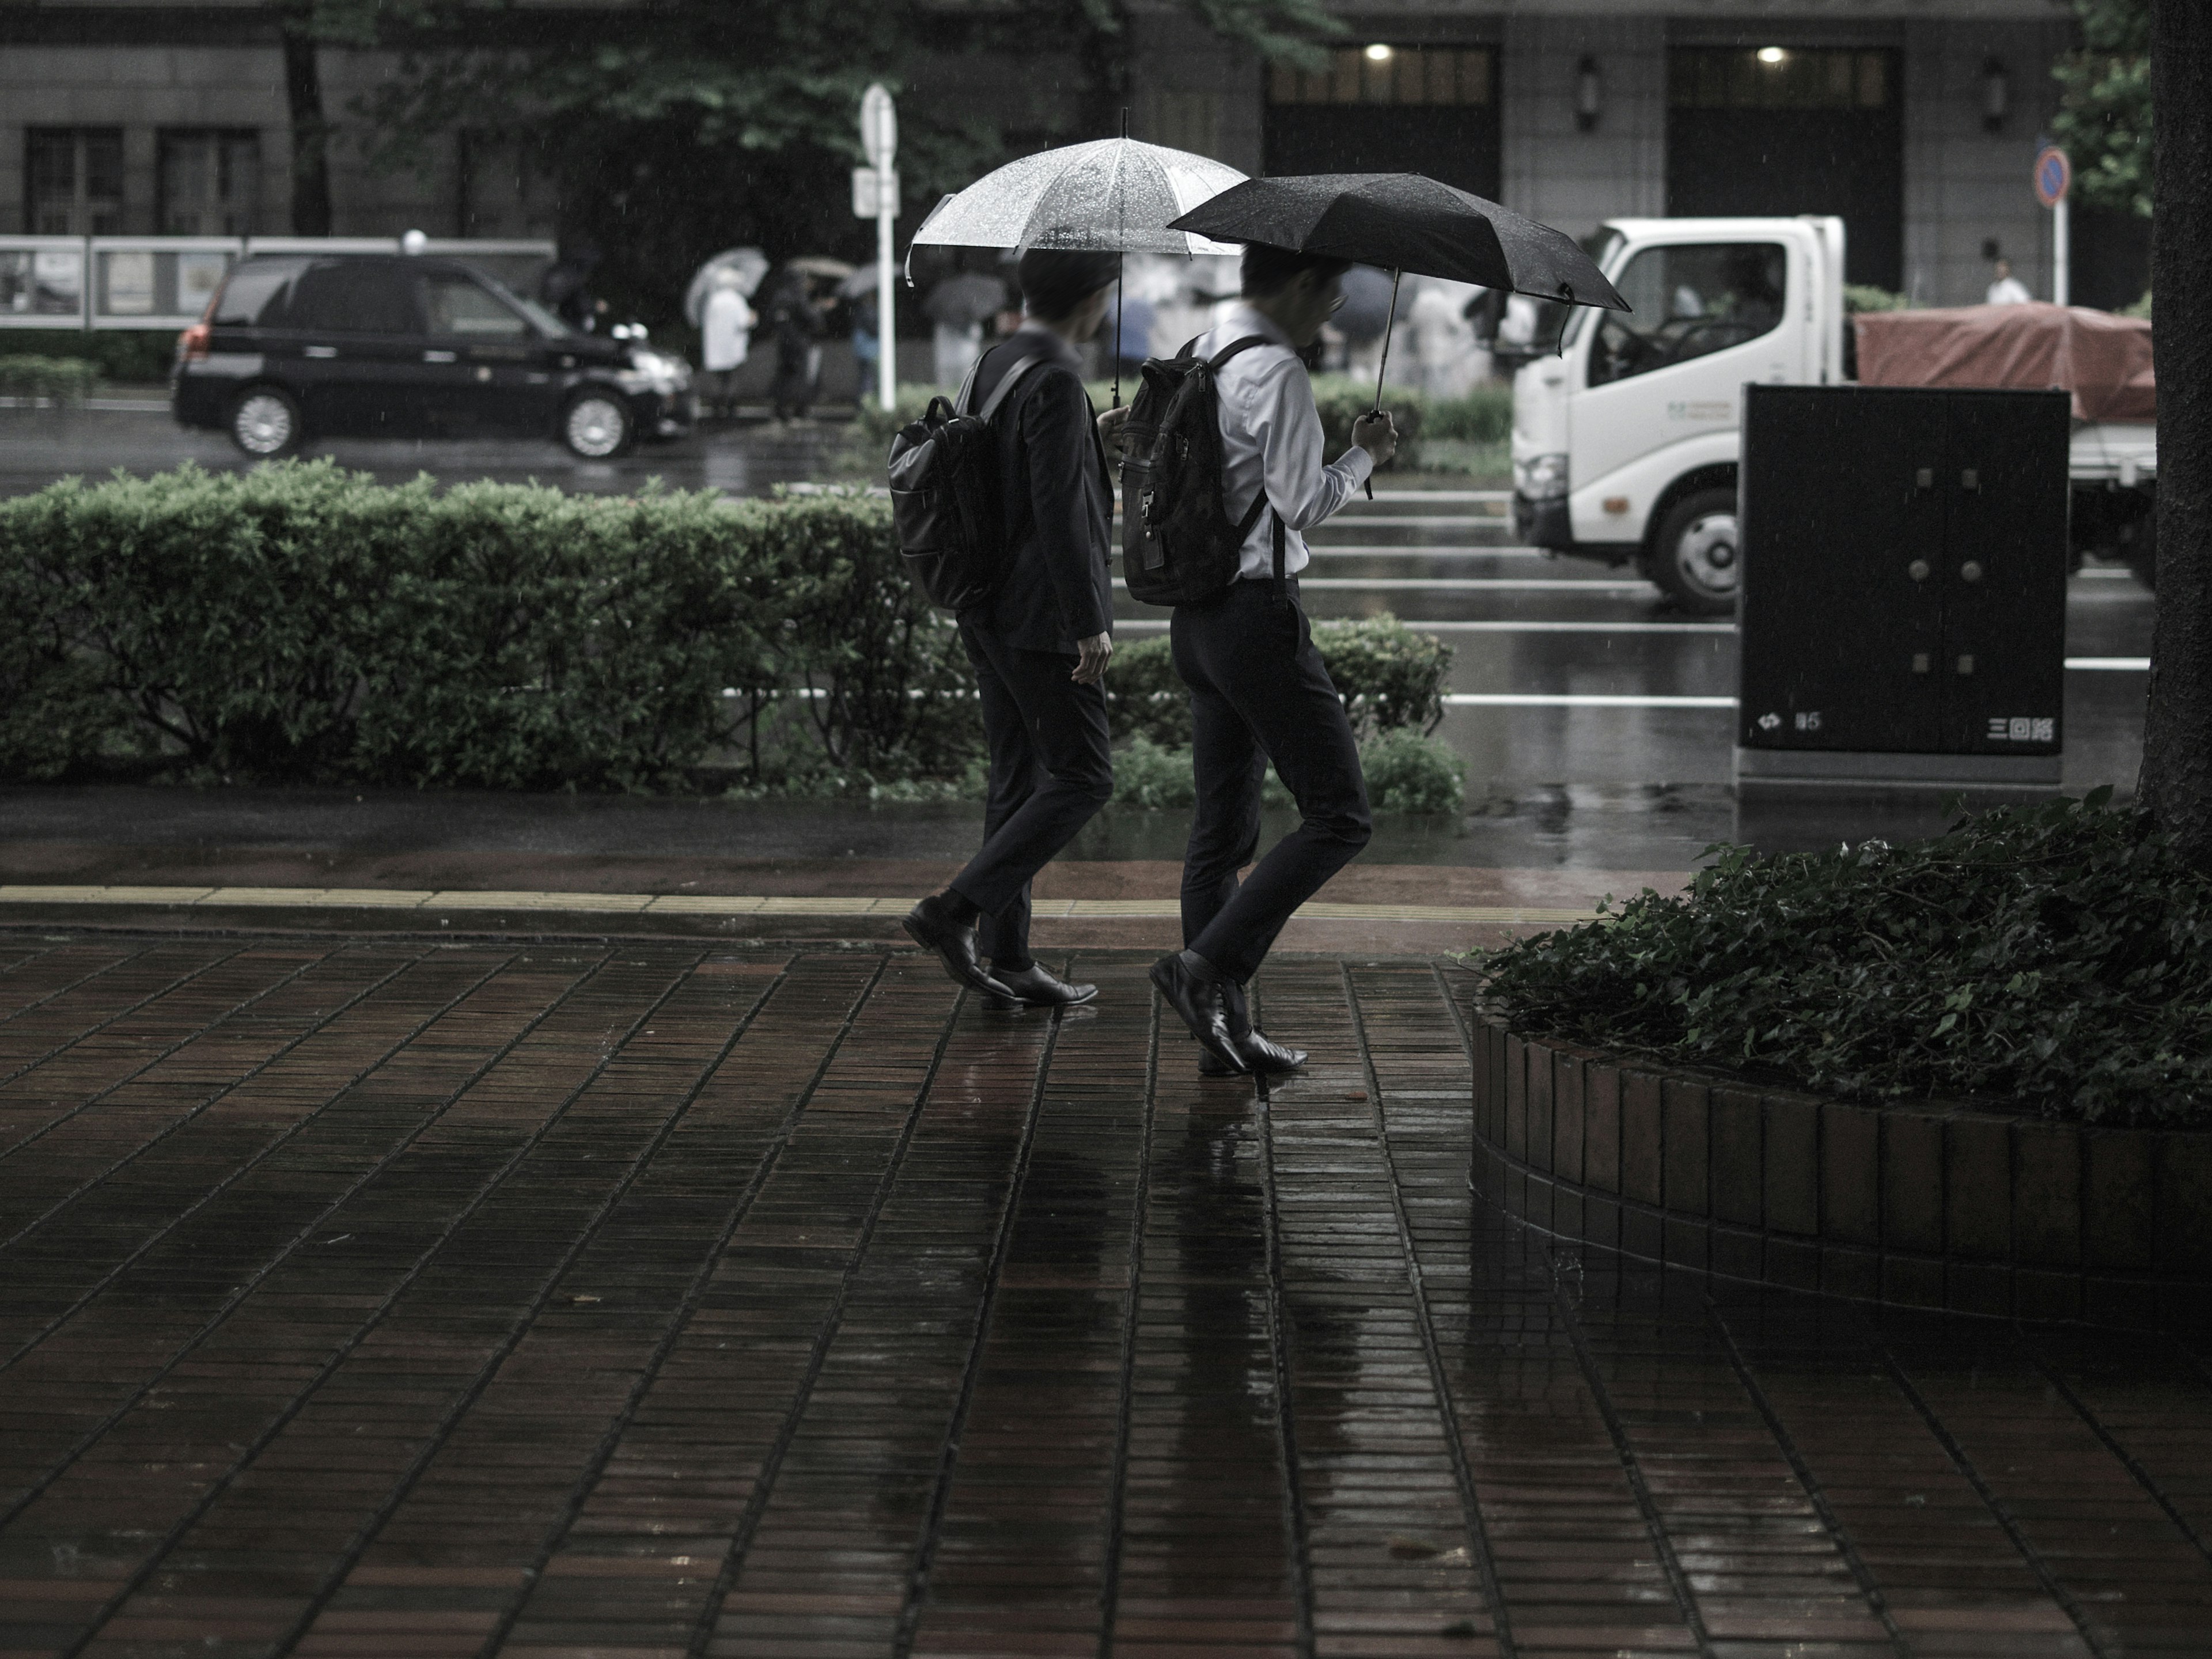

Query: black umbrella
[1169,173,1628,487]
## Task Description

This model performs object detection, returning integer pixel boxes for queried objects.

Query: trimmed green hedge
[1478,791,2212,1126]
[0,356,97,405]
[1106,615,1450,751]
[0,462,976,789]
[1,463,1457,800]
[0,332,174,383]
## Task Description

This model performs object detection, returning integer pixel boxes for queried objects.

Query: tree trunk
[283,26,334,236]
[2140,0,2212,861]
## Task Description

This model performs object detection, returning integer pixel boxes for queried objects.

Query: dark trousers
[950,617,1115,968]
[1172,579,1372,984]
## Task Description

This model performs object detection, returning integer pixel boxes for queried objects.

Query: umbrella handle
[1364,268,1402,500]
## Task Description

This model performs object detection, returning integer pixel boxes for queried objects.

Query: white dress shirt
[1986,276,2033,306]
[1191,304,1374,582]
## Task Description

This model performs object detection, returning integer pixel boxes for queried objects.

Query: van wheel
[561,390,634,459]
[1647,487,1740,615]
[228,387,304,459]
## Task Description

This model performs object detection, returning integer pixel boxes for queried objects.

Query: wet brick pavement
[0,930,2208,1658]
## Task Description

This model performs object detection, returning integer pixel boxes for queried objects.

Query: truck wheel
[228,387,304,459]
[1647,487,1740,615]
[561,390,634,459]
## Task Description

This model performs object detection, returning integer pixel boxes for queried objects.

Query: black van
[172,255,692,459]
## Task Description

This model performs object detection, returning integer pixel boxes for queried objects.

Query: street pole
[861,85,899,412]
[2054,192,2070,308]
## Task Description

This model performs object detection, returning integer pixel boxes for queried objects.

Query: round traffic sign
[2034,145,2070,207]
[861,85,897,171]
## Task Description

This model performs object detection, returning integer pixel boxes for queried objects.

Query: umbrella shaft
[1372,269,1402,414]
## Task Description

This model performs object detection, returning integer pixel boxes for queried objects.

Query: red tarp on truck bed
[1852,301,2155,422]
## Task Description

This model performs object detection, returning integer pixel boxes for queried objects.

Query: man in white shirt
[1987,258,2033,306]
[1149,243,1398,1075]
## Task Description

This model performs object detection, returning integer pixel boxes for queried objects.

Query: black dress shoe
[903,895,1013,999]
[1150,950,1245,1074]
[1199,1029,1309,1077]
[987,963,1098,1009]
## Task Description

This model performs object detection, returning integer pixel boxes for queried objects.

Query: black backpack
[885,351,1043,612]
[1120,335,1283,607]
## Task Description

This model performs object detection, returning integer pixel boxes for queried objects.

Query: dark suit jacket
[967,327,1114,654]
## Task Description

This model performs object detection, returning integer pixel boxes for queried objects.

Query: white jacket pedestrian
[702,277,755,418]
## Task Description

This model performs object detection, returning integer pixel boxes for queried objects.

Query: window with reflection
[1587,242,1786,387]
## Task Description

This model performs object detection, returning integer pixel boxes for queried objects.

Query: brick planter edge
[1469,1016,2212,1331]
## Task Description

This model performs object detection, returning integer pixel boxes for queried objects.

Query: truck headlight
[1517,453,1570,501]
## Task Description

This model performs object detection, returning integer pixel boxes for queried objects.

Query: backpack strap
[955,346,1046,419]
[1207,334,1274,371]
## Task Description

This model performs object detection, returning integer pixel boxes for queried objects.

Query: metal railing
[0,236,557,331]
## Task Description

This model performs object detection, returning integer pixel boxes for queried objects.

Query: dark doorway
[1266,43,1500,200]
[1666,47,1903,291]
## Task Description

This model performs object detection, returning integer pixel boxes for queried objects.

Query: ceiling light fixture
[1758,46,1786,65]
[1365,43,1393,62]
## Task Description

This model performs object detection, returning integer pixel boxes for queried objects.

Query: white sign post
[2035,145,2071,308]
[859,84,899,412]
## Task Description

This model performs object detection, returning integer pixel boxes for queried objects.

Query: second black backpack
[1120,335,1277,608]
[885,351,1043,612]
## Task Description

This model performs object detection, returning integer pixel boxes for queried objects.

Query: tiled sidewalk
[0,931,2207,1658]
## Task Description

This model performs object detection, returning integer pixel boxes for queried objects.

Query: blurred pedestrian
[1110,289,1155,381]
[1987,257,2032,306]
[700,267,755,420]
[764,272,824,421]
[903,248,1129,1009]
[852,289,882,404]
[540,240,605,334]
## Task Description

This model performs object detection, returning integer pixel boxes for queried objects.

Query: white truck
[1509,215,2159,613]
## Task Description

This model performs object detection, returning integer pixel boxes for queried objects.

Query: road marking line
[0,885,1599,928]
[2065,657,2151,670]
[1113,577,1653,592]
[1442,694,1737,708]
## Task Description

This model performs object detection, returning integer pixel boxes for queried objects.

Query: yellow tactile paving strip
[0,884,1600,927]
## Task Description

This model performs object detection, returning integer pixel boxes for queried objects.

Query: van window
[282,262,422,335]
[1586,241,1786,388]
[211,262,300,327]
[421,271,528,338]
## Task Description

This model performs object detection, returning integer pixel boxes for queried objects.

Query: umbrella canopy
[683,247,768,327]
[922,272,1009,327]
[836,266,880,299]
[783,256,855,282]
[1167,173,1628,312]
[911,137,1247,256]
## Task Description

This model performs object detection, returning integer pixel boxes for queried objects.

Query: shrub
[0,461,979,789]
[1477,790,2212,1125]
[0,356,97,405]
[1359,726,1467,815]
[1111,735,1196,810]
[1423,381,1514,444]
[0,332,173,382]
[1105,616,1451,750]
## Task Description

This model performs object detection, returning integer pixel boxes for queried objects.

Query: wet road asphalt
[0,401,2157,870]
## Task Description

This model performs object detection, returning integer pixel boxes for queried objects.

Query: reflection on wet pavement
[0,934,2203,1656]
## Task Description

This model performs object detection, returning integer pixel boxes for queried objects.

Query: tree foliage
[2054,0,2153,219]
[332,0,1332,325]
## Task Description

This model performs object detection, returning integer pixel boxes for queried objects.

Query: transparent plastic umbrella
[910,134,1248,403]
[683,247,769,328]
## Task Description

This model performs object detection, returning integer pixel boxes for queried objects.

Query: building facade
[0,0,2138,315]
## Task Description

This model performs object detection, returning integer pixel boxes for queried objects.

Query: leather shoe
[1150,950,1245,1074]
[1199,1029,1308,1077]
[903,895,1013,999]
[987,963,1098,1010]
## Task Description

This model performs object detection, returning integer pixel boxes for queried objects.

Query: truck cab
[1512,216,1847,612]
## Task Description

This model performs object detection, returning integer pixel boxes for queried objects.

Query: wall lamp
[1983,56,2009,134]
[1575,56,1603,132]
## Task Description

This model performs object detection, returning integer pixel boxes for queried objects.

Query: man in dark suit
[903,249,1128,1006]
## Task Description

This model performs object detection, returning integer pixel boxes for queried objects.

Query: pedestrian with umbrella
[923,271,1007,387]
[699,268,755,421]
[1132,175,1626,1074]
[900,249,1127,1009]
